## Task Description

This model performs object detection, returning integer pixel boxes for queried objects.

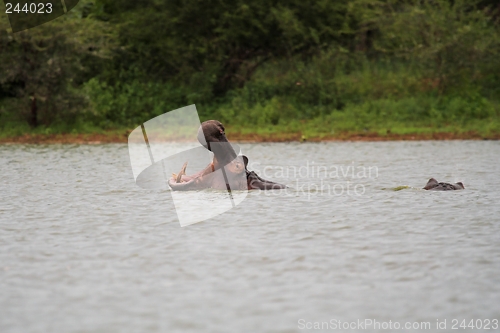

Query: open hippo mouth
[168,120,287,191]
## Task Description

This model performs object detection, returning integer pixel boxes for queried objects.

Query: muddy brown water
[1,141,499,332]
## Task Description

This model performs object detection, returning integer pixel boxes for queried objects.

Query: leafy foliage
[95,0,351,95]
[0,1,115,127]
[0,0,499,132]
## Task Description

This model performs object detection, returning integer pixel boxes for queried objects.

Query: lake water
[1,141,499,333]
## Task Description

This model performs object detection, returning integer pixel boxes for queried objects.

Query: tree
[349,0,500,94]
[95,0,351,96]
[0,1,115,127]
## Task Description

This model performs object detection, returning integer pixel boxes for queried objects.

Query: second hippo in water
[423,178,465,191]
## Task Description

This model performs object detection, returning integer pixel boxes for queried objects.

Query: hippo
[423,178,465,191]
[168,120,286,191]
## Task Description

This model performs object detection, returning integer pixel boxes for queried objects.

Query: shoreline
[0,130,498,144]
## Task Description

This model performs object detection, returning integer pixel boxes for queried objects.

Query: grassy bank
[1,53,499,143]
[1,117,498,144]
[2,91,499,144]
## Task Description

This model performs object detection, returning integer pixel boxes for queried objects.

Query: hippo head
[424,178,465,191]
[197,120,238,166]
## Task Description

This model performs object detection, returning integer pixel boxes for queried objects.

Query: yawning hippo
[168,120,286,191]
[423,178,465,191]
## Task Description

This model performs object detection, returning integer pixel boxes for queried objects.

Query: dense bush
[0,0,499,132]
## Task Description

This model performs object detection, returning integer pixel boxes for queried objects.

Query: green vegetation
[381,185,411,191]
[1,0,499,140]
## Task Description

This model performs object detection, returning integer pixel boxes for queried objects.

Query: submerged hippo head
[423,178,465,191]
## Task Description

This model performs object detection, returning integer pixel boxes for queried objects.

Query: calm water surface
[1,141,499,333]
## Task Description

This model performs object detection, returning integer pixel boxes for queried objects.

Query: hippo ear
[424,178,438,190]
[456,182,464,189]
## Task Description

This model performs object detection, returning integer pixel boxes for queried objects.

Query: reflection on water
[1,141,499,333]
